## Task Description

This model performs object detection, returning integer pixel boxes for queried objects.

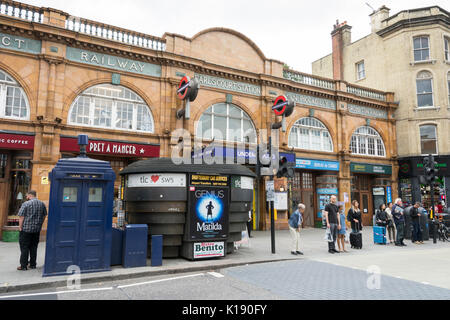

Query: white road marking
[0,273,205,299]
[208,272,224,278]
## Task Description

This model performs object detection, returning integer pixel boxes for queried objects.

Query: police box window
[89,187,102,202]
[63,187,78,202]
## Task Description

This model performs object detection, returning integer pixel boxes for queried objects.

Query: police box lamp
[277,156,294,178]
[78,134,89,158]
[271,95,294,132]
[176,76,200,120]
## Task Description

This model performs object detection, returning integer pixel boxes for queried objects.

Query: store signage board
[386,186,392,203]
[60,137,160,158]
[127,173,186,188]
[317,188,339,195]
[0,32,41,54]
[372,187,385,196]
[295,158,340,171]
[0,133,35,150]
[350,162,392,175]
[186,175,229,242]
[193,242,225,259]
[66,47,162,77]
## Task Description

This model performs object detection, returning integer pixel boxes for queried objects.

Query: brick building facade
[0,1,398,239]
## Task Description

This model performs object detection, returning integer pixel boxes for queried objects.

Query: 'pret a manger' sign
[60,137,159,157]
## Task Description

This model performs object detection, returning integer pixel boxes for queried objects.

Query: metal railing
[65,16,166,51]
[347,84,387,102]
[283,69,336,90]
[0,0,43,23]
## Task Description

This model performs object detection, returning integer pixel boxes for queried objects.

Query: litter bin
[122,224,148,268]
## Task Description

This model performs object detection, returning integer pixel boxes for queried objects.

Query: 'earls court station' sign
[0,32,41,54]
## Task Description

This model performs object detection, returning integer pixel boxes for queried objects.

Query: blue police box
[43,135,116,277]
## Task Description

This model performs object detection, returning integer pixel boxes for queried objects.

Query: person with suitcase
[385,202,396,244]
[374,203,388,245]
[347,200,363,249]
[324,195,340,254]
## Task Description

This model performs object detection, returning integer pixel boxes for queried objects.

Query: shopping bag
[324,228,333,242]
[345,231,350,243]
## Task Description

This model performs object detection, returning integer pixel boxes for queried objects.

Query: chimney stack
[370,5,390,33]
[331,20,352,81]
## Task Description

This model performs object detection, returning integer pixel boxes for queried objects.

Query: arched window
[419,124,438,155]
[0,69,30,120]
[416,71,433,108]
[288,117,333,152]
[68,84,154,132]
[196,103,257,143]
[350,126,386,157]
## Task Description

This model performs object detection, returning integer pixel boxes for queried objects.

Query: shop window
[416,71,434,108]
[68,84,154,133]
[0,69,30,120]
[196,103,257,144]
[0,154,7,178]
[349,126,385,157]
[413,36,430,62]
[288,117,333,152]
[419,124,438,155]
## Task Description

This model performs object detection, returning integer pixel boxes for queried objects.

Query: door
[351,175,373,226]
[78,181,106,271]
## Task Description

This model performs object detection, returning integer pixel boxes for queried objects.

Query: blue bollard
[151,235,163,267]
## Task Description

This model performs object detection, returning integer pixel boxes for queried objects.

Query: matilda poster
[186,175,229,241]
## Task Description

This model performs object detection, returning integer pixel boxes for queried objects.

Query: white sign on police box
[193,242,225,259]
[127,173,186,187]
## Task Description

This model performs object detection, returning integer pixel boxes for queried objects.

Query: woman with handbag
[385,202,396,244]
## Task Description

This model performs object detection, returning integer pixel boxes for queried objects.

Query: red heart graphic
[151,175,160,183]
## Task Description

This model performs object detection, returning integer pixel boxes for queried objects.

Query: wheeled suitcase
[373,226,387,244]
[350,232,362,249]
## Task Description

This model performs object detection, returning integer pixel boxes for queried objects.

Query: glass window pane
[63,187,78,202]
[89,188,103,202]
[289,128,298,147]
[213,115,227,140]
[243,120,256,143]
[213,104,227,115]
[418,94,433,107]
[229,105,242,118]
[417,79,432,93]
[228,118,241,142]
[420,125,436,139]
[413,37,421,49]
[198,114,212,140]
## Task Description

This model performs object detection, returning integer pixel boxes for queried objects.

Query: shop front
[0,132,35,240]
[350,162,393,226]
[291,157,340,228]
[398,156,449,210]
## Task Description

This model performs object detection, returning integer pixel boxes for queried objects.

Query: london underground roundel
[273,95,288,116]
[177,76,190,100]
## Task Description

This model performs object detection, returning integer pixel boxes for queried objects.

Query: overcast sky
[19,0,449,73]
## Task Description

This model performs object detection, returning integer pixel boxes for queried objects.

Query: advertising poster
[186,175,229,241]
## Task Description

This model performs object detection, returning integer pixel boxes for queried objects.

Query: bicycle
[437,218,450,242]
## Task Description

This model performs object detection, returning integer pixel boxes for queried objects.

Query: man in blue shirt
[288,203,305,255]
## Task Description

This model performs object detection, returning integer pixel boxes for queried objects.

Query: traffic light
[176,76,199,119]
[423,154,437,183]
[276,156,294,178]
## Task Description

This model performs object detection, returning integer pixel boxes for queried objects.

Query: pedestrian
[324,195,340,254]
[247,210,253,238]
[17,190,47,271]
[337,204,348,253]
[385,202,396,244]
[410,202,424,244]
[375,203,389,227]
[347,200,362,233]
[288,203,304,255]
[392,198,406,247]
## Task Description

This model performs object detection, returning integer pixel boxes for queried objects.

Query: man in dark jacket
[392,198,406,247]
[410,202,424,244]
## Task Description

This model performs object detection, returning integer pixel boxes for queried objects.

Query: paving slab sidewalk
[1,227,449,294]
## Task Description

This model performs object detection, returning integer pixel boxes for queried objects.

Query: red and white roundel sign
[273,95,287,116]
[177,76,190,100]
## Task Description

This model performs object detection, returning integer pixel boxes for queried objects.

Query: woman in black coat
[347,200,362,233]
[375,203,389,227]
